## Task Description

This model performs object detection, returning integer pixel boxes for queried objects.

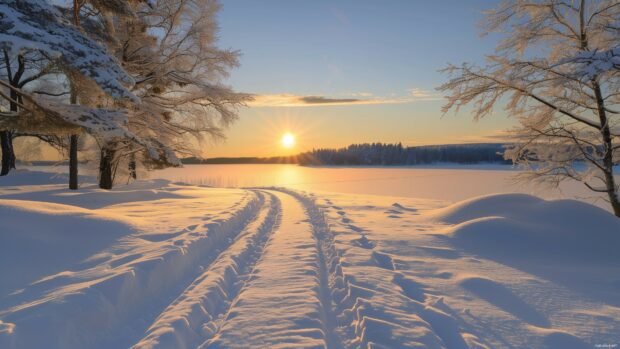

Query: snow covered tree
[439,0,620,217]
[570,45,620,78]
[0,0,143,187]
[62,0,137,189]
[2,0,248,189]
[95,0,250,186]
[0,49,53,176]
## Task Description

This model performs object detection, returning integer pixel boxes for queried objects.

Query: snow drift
[0,199,134,296]
[429,193,620,262]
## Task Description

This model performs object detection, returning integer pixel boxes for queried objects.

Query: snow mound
[0,199,134,296]
[429,193,620,262]
[427,193,545,224]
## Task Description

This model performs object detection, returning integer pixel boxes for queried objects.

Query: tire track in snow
[276,189,353,349]
[201,190,343,349]
[131,190,281,349]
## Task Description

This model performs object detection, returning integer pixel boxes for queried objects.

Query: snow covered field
[1,169,619,348]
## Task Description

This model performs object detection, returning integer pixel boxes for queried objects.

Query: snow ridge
[0,191,262,349]
[132,190,281,349]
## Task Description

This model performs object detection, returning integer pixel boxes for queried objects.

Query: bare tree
[439,0,620,217]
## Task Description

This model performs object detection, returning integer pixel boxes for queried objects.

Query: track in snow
[199,190,342,349]
[130,189,347,349]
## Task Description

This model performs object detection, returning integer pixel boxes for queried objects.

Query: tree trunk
[574,1,620,217]
[128,153,137,181]
[1,85,18,176]
[0,131,15,176]
[68,88,79,189]
[604,171,620,218]
[591,80,620,218]
[69,135,79,190]
[99,145,115,190]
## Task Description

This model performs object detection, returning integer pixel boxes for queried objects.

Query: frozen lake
[152,164,608,207]
[23,163,612,210]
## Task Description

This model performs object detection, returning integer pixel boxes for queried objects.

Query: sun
[281,133,295,148]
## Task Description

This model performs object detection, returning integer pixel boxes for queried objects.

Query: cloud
[408,88,441,100]
[299,96,360,104]
[349,92,373,97]
[248,94,407,107]
[247,88,442,107]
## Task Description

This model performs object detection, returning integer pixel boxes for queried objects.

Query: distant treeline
[298,143,511,165]
[181,143,511,166]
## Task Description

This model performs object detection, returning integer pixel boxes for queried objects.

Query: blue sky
[207,0,514,157]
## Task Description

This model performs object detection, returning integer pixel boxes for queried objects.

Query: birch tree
[439,0,620,217]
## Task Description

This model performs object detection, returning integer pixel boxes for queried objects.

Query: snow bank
[0,199,134,296]
[429,193,620,262]
[0,172,260,349]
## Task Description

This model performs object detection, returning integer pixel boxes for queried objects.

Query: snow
[570,46,620,79]
[0,0,136,101]
[1,170,620,348]
[431,193,620,262]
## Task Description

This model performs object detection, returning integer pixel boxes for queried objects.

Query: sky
[203,0,516,157]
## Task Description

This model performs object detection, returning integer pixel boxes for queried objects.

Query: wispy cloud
[248,94,407,107]
[299,96,360,104]
[408,88,442,101]
[248,88,442,107]
[348,92,373,97]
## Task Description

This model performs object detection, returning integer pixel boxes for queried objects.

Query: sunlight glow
[281,133,295,148]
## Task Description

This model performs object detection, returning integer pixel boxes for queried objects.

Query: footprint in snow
[433,271,453,279]
[392,203,418,212]
[393,273,426,302]
[347,224,365,233]
[372,251,395,271]
[352,235,376,249]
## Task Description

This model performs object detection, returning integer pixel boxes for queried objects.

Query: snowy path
[132,190,281,349]
[201,190,335,349]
